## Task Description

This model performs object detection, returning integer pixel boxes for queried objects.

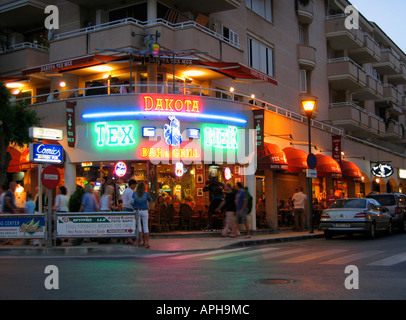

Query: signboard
[66,101,76,147]
[29,127,63,141]
[30,143,63,164]
[0,215,46,239]
[307,153,317,170]
[371,163,394,178]
[306,169,318,178]
[332,135,342,164]
[56,214,136,238]
[253,109,265,152]
[41,165,60,189]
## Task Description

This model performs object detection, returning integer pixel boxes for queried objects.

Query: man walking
[292,187,307,232]
[231,182,251,238]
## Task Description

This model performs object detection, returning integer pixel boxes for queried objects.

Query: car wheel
[324,230,333,239]
[367,223,376,239]
[387,221,393,235]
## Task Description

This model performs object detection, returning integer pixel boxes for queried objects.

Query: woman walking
[132,182,152,248]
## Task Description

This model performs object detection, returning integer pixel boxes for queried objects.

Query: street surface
[1,233,406,300]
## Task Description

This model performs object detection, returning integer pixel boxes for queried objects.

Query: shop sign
[66,101,76,147]
[142,95,200,113]
[204,126,238,149]
[29,127,63,141]
[164,116,182,146]
[399,169,406,179]
[29,143,63,164]
[332,135,342,164]
[252,109,264,152]
[371,163,394,178]
[224,167,232,180]
[95,122,135,147]
[114,161,127,177]
[141,147,200,160]
[56,215,136,238]
[0,215,45,239]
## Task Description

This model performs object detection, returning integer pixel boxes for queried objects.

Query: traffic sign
[41,165,60,189]
[307,153,317,169]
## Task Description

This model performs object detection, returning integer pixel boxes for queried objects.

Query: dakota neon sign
[143,95,200,113]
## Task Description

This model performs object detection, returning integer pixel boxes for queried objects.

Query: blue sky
[349,0,406,53]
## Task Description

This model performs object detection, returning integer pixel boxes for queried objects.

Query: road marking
[369,252,406,266]
[280,249,348,263]
[170,248,247,260]
[238,248,305,262]
[320,250,384,265]
[203,247,279,260]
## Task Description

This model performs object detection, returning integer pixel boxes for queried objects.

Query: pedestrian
[131,182,152,248]
[231,182,251,238]
[216,183,236,237]
[79,184,100,212]
[325,188,340,208]
[203,177,224,230]
[0,184,6,213]
[292,186,307,232]
[122,179,137,244]
[2,181,20,213]
[54,186,69,213]
[99,185,116,212]
[24,193,36,213]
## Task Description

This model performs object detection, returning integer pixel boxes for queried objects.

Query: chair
[179,203,195,230]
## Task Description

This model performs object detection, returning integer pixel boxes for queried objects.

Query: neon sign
[175,163,184,177]
[371,163,394,178]
[141,147,200,159]
[204,126,238,149]
[95,122,135,147]
[143,95,200,113]
[224,167,232,180]
[164,116,182,146]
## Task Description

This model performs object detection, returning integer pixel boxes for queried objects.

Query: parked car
[366,193,406,232]
[319,198,392,239]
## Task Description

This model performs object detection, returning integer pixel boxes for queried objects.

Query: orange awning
[340,160,363,181]
[283,147,308,173]
[315,154,342,178]
[193,60,278,85]
[257,143,288,171]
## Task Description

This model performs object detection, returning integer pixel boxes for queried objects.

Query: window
[300,69,307,93]
[247,37,274,77]
[246,0,273,22]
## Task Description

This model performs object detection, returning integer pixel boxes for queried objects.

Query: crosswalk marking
[320,250,384,265]
[202,247,279,261]
[170,248,247,260]
[369,252,406,266]
[238,248,304,262]
[280,249,347,263]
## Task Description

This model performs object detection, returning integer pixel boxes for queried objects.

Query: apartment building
[1,0,406,230]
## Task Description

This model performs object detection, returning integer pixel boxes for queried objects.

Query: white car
[319,198,392,239]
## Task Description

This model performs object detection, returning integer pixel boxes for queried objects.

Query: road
[1,232,406,301]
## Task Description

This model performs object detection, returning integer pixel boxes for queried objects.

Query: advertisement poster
[0,215,46,239]
[56,215,136,237]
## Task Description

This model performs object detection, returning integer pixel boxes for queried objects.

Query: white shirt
[122,187,134,210]
[292,191,307,209]
[54,194,69,212]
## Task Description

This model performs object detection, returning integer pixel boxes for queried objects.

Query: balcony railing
[0,42,49,54]
[15,84,343,137]
[53,17,240,49]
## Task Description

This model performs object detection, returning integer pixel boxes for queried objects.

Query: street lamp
[302,98,316,234]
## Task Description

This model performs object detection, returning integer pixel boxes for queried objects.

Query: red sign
[332,135,342,164]
[41,165,60,189]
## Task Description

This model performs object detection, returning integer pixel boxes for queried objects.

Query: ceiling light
[6,82,23,88]
[183,70,204,77]
[89,66,113,72]
[59,81,66,87]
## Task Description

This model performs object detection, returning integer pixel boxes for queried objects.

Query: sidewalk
[0,229,324,257]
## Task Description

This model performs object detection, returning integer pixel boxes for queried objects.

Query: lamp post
[302,99,316,234]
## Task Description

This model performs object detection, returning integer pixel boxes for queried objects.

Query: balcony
[327,58,366,90]
[381,84,403,105]
[348,33,382,64]
[373,49,401,75]
[296,0,314,24]
[50,18,241,62]
[352,75,383,101]
[325,15,364,51]
[329,102,370,133]
[388,63,406,86]
[297,44,316,70]
[381,119,404,141]
[0,42,49,78]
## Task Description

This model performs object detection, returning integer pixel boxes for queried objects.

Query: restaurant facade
[3,0,406,231]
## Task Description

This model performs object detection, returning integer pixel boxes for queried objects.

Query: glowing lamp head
[152,43,160,55]
[301,99,316,117]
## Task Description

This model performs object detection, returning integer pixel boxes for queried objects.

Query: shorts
[235,209,248,224]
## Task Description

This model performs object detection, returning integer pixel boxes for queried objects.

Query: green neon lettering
[108,126,119,145]
[121,125,135,145]
[95,122,106,147]
[94,122,136,147]
[204,126,238,149]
